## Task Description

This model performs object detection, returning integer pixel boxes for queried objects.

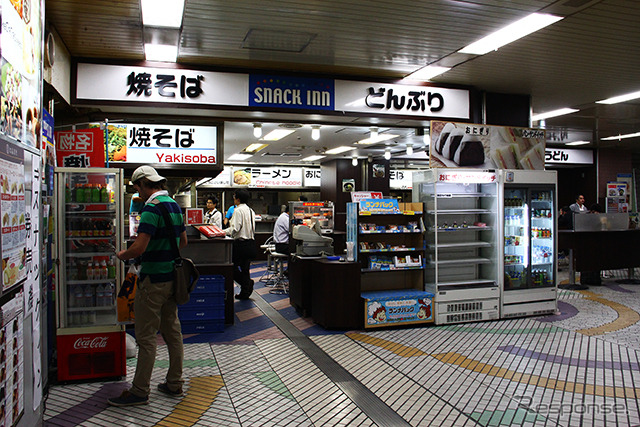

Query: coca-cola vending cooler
[54,168,125,381]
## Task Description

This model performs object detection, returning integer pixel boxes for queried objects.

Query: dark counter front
[181,237,235,324]
[559,230,640,271]
[311,259,362,330]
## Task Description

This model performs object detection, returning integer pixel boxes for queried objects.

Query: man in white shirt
[224,189,257,299]
[203,195,222,227]
[273,205,289,254]
[569,194,587,214]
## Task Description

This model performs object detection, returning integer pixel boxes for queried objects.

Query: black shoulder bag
[156,202,200,305]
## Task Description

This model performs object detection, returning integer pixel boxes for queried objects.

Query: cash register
[292,222,334,256]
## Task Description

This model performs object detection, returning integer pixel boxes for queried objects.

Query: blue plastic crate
[181,319,224,334]
[192,275,225,294]
[182,292,224,309]
[178,305,225,321]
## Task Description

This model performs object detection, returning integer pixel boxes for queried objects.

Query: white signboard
[76,63,248,106]
[303,168,321,187]
[390,170,414,189]
[232,167,303,188]
[123,123,217,165]
[544,148,593,165]
[208,166,231,186]
[335,80,470,119]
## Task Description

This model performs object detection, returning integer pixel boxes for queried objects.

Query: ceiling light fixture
[406,144,413,155]
[384,149,391,160]
[144,44,178,62]
[565,141,590,146]
[601,132,640,141]
[229,153,253,161]
[531,108,579,121]
[458,13,563,55]
[424,131,431,146]
[404,65,451,81]
[356,133,398,145]
[352,156,358,166]
[325,146,356,155]
[302,155,325,162]
[596,90,640,105]
[244,143,269,153]
[141,0,185,28]
[262,129,295,141]
[311,126,321,141]
[253,124,262,138]
[370,127,379,140]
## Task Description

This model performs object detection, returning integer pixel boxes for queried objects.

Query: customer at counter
[204,195,222,227]
[223,203,235,227]
[224,189,257,300]
[273,205,289,254]
[558,206,572,229]
[569,194,587,214]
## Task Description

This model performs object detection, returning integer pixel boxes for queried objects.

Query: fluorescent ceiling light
[531,108,579,121]
[262,129,295,141]
[404,65,451,81]
[352,157,358,166]
[141,0,185,28]
[596,90,640,105]
[302,155,325,162]
[325,146,356,155]
[458,13,563,55]
[356,134,399,145]
[228,153,253,161]
[565,141,590,146]
[244,143,268,153]
[601,132,640,141]
[144,44,178,62]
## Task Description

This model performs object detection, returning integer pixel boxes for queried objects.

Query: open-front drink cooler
[500,170,557,318]
[413,169,500,325]
[54,167,126,381]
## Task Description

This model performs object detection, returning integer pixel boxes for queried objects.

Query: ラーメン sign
[106,123,219,166]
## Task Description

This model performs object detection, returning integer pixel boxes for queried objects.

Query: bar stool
[269,252,289,294]
[259,238,277,285]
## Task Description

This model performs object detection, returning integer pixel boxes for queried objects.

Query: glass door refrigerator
[500,170,558,318]
[413,169,500,325]
[54,167,126,381]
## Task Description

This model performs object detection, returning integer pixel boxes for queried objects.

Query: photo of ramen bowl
[233,169,251,185]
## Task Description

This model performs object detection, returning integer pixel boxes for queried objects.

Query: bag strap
[154,201,181,260]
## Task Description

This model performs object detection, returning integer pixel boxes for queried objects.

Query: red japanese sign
[54,128,106,167]
[185,208,204,225]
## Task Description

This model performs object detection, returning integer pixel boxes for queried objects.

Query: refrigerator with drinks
[500,170,558,318]
[54,168,125,381]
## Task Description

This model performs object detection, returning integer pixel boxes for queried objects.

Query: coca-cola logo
[73,336,109,350]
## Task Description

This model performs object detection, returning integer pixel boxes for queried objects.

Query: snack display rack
[413,169,500,325]
[347,200,434,328]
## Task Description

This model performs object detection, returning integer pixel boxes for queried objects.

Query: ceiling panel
[45,0,640,165]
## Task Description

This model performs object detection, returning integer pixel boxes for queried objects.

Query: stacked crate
[178,275,225,333]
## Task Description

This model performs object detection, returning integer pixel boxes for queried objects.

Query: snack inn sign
[75,63,471,119]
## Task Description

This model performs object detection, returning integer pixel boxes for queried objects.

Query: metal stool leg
[269,254,289,295]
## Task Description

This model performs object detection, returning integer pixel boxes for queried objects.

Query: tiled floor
[44,265,640,426]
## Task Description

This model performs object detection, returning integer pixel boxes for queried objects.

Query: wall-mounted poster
[1,0,43,148]
[430,121,546,170]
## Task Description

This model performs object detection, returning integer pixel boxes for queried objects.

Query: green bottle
[100,185,108,203]
[84,184,92,203]
[92,184,101,203]
[75,184,84,203]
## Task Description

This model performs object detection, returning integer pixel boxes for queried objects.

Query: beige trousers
[131,277,184,397]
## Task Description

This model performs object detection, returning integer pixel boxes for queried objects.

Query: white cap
[131,166,166,183]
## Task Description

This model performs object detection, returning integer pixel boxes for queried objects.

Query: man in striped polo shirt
[108,166,187,407]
